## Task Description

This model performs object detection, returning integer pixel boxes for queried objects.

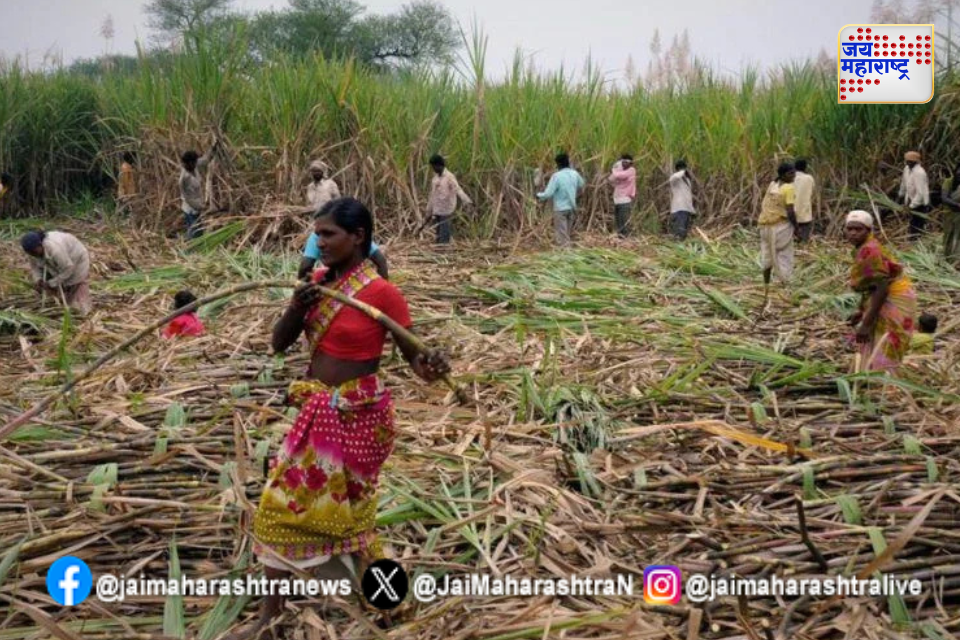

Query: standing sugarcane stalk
[0,279,468,442]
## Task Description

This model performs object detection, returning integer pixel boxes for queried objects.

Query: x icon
[370,567,400,602]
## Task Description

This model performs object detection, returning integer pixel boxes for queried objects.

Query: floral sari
[850,235,917,372]
[253,261,394,565]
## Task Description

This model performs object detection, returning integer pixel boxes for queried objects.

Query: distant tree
[353,1,460,67]
[871,0,960,71]
[144,0,235,48]
[68,54,147,79]
[143,0,457,70]
[870,0,923,22]
[246,0,363,60]
[246,0,458,68]
[67,49,183,80]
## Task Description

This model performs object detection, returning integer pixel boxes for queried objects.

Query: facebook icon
[46,556,93,606]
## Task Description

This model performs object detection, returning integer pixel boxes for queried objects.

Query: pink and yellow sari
[253,262,395,565]
[850,235,917,372]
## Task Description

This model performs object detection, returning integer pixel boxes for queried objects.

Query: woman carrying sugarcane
[844,210,917,373]
[235,197,450,638]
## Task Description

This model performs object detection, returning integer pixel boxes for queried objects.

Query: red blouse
[308,271,412,361]
[162,312,205,339]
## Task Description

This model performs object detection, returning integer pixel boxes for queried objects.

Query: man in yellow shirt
[758,162,797,290]
[940,165,960,266]
[0,173,12,202]
[117,153,137,215]
[793,158,815,242]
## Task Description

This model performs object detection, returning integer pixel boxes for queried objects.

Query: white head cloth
[845,210,874,228]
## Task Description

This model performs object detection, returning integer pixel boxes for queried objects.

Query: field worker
[426,154,472,245]
[537,152,585,246]
[793,158,815,243]
[607,154,636,237]
[668,160,696,240]
[758,162,797,293]
[938,163,960,265]
[0,173,12,202]
[844,210,917,373]
[21,230,92,316]
[899,150,930,240]
[117,152,138,215]
[299,199,389,281]
[180,140,219,239]
[305,160,341,213]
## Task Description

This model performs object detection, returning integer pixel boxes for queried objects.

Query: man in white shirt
[21,230,92,315]
[179,141,219,239]
[305,160,341,213]
[793,158,815,243]
[668,160,695,240]
[427,154,472,245]
[899,150,930,240]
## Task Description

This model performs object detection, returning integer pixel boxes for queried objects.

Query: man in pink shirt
[607,154,636,237]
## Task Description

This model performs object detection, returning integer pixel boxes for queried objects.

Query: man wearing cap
[20,230,92,316]
[305,160,341,213]
[899,151,930,240]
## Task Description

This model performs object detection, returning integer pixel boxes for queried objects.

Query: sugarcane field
[2,2,960,639]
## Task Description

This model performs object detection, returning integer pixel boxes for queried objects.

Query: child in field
[909,312,937,354]
[162,290,206,339]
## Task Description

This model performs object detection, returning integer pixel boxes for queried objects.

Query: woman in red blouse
[238,198,448,638]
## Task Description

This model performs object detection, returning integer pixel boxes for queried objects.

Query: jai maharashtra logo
[838,24,934,104]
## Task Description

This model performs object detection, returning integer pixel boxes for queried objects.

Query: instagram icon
[643,565,682,605]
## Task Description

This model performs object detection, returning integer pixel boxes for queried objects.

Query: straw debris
[1,219,959,639]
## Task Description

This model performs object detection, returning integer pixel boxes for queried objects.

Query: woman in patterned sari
[844,210,917,372]
[234,197,449,638]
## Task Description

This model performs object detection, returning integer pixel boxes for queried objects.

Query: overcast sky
[0,0,878,80]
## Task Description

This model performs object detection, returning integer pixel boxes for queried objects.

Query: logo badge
[838,24,934,103]
[46,556,93,606]
[643,565,682,605]
[361,559,409,610]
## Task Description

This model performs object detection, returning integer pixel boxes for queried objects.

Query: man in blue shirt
[297,217,389,280]
[537,153,585,246]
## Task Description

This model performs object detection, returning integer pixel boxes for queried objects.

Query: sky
[0,0,880,80]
